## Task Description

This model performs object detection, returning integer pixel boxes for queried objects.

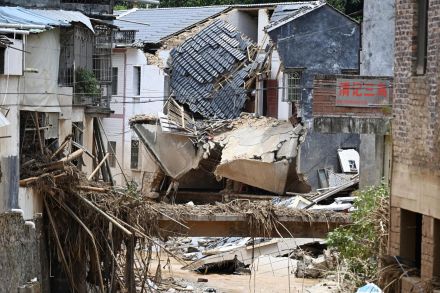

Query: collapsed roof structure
[167,20,260,119]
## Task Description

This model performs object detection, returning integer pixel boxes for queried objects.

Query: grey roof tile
[114,6,228,44]
[168,20,259,119]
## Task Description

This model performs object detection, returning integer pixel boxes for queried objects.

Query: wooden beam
[158,214,350,238]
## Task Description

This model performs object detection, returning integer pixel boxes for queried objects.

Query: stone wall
[0,212,42,292]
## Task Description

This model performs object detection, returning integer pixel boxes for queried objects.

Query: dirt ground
[151,254,321,293]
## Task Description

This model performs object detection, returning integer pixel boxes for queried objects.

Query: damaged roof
[168,19,257,119]
[266,2,358,32]
[270,1,321,23]
[114,6,228,44]
[0,6,94,32]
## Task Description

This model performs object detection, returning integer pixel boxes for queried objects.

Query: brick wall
[313,74,393,117]
[393,0,440,171]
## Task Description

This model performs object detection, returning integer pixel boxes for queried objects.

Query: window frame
[416,0,429,75]
[283,69,304,102]
[111,67,118,96]
[107,141,116,168]
[130,139,139,169]
[133,66,141,96]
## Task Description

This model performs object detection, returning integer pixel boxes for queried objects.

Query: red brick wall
[313,75,393,117]
[393,0,440,171]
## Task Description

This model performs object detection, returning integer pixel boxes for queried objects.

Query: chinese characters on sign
[336,78,391,107]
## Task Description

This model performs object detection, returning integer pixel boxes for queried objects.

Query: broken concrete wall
[212,115,310,194]
[132,123,203,180]
[0,212,43,292]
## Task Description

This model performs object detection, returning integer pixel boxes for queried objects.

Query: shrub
[327,184,389,286]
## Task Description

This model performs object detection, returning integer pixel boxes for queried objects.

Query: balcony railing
[113,30,136,46]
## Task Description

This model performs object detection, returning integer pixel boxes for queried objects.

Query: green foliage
[327,184,389,284]
[75,68,101,99]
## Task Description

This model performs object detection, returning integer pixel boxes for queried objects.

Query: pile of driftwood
[19,134,185,293]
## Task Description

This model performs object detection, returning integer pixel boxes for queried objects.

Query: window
[416,0,429,75]
[0,47,5,74]
[133,66,141,96]
[107,141,116,168]
[284,70,303,102]
[112,67,118,95]
[130,140,139,169]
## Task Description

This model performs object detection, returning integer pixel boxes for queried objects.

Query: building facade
[390,0,440,289]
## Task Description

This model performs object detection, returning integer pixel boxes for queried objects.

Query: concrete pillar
[359,134,385,188]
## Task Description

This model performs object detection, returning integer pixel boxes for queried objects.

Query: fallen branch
[75,195,133,236]
[78,186,108,193]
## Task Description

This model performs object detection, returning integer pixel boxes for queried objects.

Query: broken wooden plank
[60,149,84,163]
[34,112,44,155]
[51,136,71,159]
[88,153,109,181]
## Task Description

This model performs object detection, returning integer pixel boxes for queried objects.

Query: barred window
[131,140,139,169]
[285,70,303,102]
[112,67,118,95]
[107,141,116,168]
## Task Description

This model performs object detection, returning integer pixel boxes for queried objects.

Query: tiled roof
[168,20,257,119]
[270,1,321,23]
[266,2,325,32]
[114,6,228,44]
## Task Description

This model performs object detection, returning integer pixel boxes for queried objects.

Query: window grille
[284,70,303,102]
[107,141,116,168]
[131,140,139,169]
[112,67,118,95]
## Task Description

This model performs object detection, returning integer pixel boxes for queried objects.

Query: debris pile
[18,132,351,291]
[132,113,311,195]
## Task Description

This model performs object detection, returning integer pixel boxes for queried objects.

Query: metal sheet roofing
[0,6,93,32]
[114,6,229,43]
[30,9,94,32]
[169,19,257,119]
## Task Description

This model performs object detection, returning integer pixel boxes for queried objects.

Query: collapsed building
[130,19,311,196]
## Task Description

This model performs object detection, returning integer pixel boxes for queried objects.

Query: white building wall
[104,48,165,187]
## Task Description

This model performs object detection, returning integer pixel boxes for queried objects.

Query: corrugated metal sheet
[114,6,228,43]
[169,20,258,119]
[30,9,94,32]
[0,6,93,32]
[0,6,61,27]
